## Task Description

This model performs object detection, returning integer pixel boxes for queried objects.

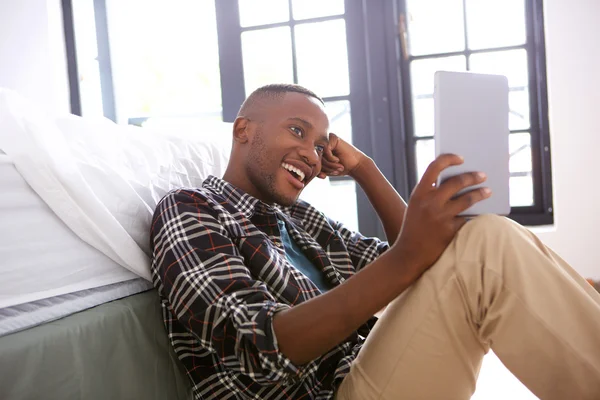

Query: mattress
[0,153,138,308]
[0,278,152,337]
[0,291,193,400]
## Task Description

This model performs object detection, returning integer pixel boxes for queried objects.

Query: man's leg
[336,215,600,400]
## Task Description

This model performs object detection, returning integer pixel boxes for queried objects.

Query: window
[399,0,553,225]
[215,0,360,231]
[66,0,223,125]
[63,0,553,236]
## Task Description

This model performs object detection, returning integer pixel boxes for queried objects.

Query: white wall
[535,0,600,279]
[0,0,598,278]
[0,0,69,114]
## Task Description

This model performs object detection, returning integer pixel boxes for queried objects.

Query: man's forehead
[275,92,329,126]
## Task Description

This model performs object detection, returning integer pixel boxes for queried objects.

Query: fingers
[323,148,339,164]
[322,157,342,170]
[437,172,487,203]
[320,154,344,176]
[447,187,492,216]
[318,167,342,177]
[328,132,341,146]
[415,154,465,196]
[323,137,339,163]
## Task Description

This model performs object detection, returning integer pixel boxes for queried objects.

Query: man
[150,84,600,400]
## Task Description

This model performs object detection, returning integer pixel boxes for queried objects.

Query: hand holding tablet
[433,70,511,216]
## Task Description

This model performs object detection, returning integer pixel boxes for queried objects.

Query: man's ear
[233,117,251,144]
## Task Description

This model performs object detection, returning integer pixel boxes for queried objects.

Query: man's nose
[298,145,320,166]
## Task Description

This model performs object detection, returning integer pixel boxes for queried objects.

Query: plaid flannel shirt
[150,176,389,400]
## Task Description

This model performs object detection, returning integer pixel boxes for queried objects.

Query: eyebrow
[287,117,313,130]
[287,117,329,143]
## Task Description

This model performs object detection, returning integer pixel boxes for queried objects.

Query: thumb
[326,133,340,161]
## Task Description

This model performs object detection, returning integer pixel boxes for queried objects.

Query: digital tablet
[434,70,510,216]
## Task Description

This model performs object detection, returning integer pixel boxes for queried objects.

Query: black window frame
[61,0,81,116]
[62,0,553,238]
[213,0,393,238]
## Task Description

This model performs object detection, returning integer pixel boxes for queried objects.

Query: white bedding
[0,89,232,308]
[0,154,138,308]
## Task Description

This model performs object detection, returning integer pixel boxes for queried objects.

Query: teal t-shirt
[277,218,332,293]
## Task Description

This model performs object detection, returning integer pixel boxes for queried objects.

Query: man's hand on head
[318,134,406,244]
[317,133,368,179]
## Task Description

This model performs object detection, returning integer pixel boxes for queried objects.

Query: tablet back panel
[434,70,510,216]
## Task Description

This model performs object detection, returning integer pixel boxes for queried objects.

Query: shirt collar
[203,175,278,219]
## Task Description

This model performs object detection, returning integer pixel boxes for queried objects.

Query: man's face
[243,93,330,206]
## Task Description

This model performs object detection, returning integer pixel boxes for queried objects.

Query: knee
[456,214,518,250]
[462,214,513,235]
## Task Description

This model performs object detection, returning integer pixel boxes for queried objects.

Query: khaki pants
[336,215,600,400]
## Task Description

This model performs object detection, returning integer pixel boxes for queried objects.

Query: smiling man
[150,84,600,400]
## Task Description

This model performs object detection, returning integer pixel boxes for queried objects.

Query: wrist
[389,241,429,282]
[374,245,424,294]
[348,155,374,181]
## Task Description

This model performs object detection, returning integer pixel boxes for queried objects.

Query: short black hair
[238,83,324,117]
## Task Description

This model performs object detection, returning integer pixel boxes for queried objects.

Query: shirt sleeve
[327,217,389,272]
[150,189,303,385]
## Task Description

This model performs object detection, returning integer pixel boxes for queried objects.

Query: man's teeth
[281,163,305,182]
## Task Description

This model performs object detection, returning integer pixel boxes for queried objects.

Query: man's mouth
[281,162,306,183]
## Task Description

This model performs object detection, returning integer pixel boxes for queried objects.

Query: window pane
[295,20,350,98]
[300,179,359,232]
[291,0,344,20]
[508,132,534,205]
[72,0,103,117]
[410,56,466,97]
[510,176,534,206]
[470,49,530,130]
[406,0,465,56]
[72,0,98,60]
[415,139,436,182]
[241,27,294,94]
[465,0,526,50]
[238,0,289,28]
[413,97,434,137]
[326,100,352,144]
[509,132,532,173]
[79,60,104,118]
[107,0,222,120]
[469,49,528,88]
[508,88,530,130]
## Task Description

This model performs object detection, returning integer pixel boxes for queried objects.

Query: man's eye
[290,126,303,137]
[315,145,325,154]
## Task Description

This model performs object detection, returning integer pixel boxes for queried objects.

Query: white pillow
[0,88,232,280]
[56,114,232,247]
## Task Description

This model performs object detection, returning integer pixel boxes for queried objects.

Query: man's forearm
[350,157,407,243]
[273,248,418,365]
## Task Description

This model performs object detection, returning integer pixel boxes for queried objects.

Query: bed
[0,89,233,399]
[0,152,192,399]
[0,291,192,400]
